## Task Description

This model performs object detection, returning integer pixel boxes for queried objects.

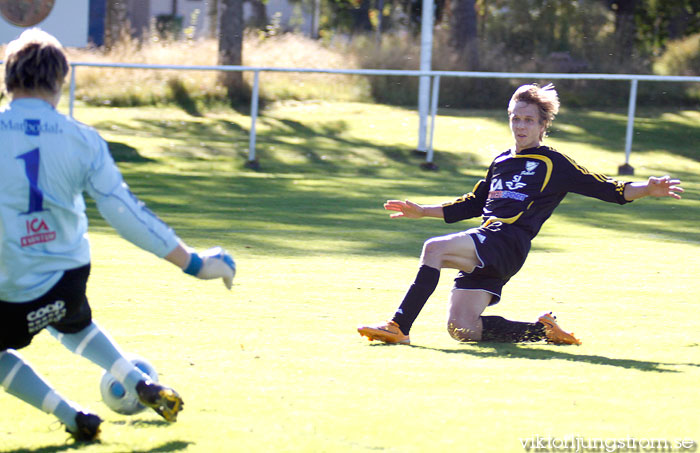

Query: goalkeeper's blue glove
[183,247,236,289]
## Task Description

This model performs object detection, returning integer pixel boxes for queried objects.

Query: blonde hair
[4,28,68,95]
[508,83,560,133]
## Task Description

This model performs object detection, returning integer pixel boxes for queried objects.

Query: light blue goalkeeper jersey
[0,98,179,302]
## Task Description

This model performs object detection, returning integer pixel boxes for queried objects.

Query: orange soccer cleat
[538,312,582,345]
[358,320,410,345]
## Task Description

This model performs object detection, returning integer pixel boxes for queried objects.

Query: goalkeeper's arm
[166,243,236,290]
[85,141,236,290]
[90,181,236,290]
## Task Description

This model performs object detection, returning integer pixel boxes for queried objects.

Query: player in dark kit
[358,83,683,345]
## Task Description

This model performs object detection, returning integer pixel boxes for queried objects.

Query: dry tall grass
[0,32,370,107]
[2,29,696,110]
[68,33,370,106]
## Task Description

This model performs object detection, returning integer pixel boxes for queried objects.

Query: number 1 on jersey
[17,148,44,214]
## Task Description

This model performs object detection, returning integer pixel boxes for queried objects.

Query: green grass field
[1,101,698,453]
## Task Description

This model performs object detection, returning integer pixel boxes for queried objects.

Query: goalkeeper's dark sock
[480,316,546,342]
[391,265,440,335]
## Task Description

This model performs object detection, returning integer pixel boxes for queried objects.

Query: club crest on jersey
[522,161,539,175]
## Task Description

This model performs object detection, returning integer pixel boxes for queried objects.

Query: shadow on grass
[95,106,700,174]
[554,110,700,163]
[405,342,694,373]
[132,440,194,453]
[85,164,697,259]
[108,141,154,163]
[2,445,78,453]
[84,106,699,258]
[2,440,194,453]
[94,110,477,177]
[439,107,700,163]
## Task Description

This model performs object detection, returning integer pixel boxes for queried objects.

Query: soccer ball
[100,355,158,415]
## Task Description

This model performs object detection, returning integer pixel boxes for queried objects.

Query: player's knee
[421,238,446,262]
[446,319,481,342]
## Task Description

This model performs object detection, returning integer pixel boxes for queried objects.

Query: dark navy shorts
[0,265,92,351]
[453,222,531,305]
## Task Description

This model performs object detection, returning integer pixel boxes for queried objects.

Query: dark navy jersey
[442,146,631,238]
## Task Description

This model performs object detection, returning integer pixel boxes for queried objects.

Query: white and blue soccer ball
[100,355,158,415]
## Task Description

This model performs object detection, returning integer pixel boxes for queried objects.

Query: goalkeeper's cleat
[136,380,184,422]
[538,312,582,345]
[66,411,102,442]
[358,320,410,345]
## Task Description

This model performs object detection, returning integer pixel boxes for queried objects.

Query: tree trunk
[312,0,321,39]
[666,2,693,40]
[208,0,219,39]
[449,0,479,69]
[104,0,128,48]
[218,0,246,102]
[247,0,268,30]
[612,0,638,60]
[352,0,373,34]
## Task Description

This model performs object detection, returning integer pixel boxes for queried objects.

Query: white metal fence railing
[67,62,700,174]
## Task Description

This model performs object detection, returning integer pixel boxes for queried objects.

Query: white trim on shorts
[452,287,500,299]
[465,228,486,269]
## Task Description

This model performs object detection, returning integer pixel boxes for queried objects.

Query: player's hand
[384,199,424,219]
[183,247,236,289]
[647,175,683,199]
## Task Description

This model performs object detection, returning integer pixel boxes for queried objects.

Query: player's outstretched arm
[166,244,236,290]
[623,175,684,201]
[384,200,444,219]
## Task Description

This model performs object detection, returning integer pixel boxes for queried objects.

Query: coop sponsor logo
[21,217,56,247]
[0,119,62,135]
[27,300,66,333]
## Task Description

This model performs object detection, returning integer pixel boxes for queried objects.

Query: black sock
[480,316,546,342]
[391,265,440,335]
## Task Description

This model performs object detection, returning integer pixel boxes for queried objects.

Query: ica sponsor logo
[21,217,56,247]
[27,300,66,333]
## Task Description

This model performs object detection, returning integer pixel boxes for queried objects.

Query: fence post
[619,78,638,175]
[69,64,76,118]
[247,70,260,170]
[422,75,440,170]
[416,0,434,153]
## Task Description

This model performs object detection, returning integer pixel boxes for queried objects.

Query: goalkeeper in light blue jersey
[0,29,236,442]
